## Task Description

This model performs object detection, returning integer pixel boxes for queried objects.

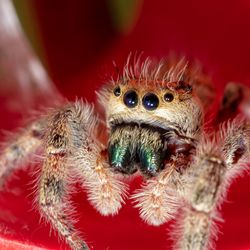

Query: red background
[0,0,250,249]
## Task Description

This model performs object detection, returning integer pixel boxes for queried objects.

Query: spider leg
[216,82,250,122]
[0,119,45,189]
[216,82,245,123]
[132,131,195,227]
[175,155,226,250]
[132,161,181,226]
[174,120,250,250]
[39,101,126,250]
[72,145,127,216]
[39,152,86,249]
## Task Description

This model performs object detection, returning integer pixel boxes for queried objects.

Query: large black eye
[123,90,138,108]
[113,86,121,96]
[142,93,159,110]
[164,93,174,102]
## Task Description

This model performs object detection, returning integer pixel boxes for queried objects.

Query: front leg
[175,120,250,250]
[39,101,126,250]
[176,155,225,250]
[39,153,87,250]
[39,104,88,250]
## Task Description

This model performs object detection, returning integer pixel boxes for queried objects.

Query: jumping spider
[0,56,249,250]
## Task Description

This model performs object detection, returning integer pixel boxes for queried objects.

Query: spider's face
[106,80,203,134]
[100,78,203,177]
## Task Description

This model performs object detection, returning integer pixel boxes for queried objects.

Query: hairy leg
[39,153,86,249]
[176,156,225,250]
[39,101,126,250]
[132,131,195,226]
[70,103,127,216]
[217,82,250,123]
[174,120,250,250]
[73,149,127,216]
[132,162,181,226]
[0,119,45,188]
[39,103,91,250]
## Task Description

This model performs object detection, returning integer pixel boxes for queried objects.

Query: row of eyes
[113,86,174,110]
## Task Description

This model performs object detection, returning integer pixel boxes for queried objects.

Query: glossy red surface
[0,1,250,249]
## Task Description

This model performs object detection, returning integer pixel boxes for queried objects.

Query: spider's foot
[67,234,90,250]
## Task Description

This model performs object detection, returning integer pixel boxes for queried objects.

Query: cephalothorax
[106,69,202,177]
[0,56,249,250]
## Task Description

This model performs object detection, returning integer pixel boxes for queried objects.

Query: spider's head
[98,57,204,177]
[106,80,203,135]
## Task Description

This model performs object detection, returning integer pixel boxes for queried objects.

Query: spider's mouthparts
[108,123,167,177]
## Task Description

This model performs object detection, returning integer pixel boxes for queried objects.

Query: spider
[0,55,249,250]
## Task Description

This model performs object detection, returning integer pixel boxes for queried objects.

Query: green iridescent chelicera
[138,144,165,176]
[109,142,131,168]
[108,126,137,175]
[108,124,166,177]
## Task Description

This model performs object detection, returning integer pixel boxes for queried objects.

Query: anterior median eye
[164,93,174,102]
[142,93,159,110]
[123,90,138,108]
[113,86,121,96]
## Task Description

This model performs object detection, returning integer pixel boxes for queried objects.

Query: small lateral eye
[113,86,121,96]
[164,93,174,102]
